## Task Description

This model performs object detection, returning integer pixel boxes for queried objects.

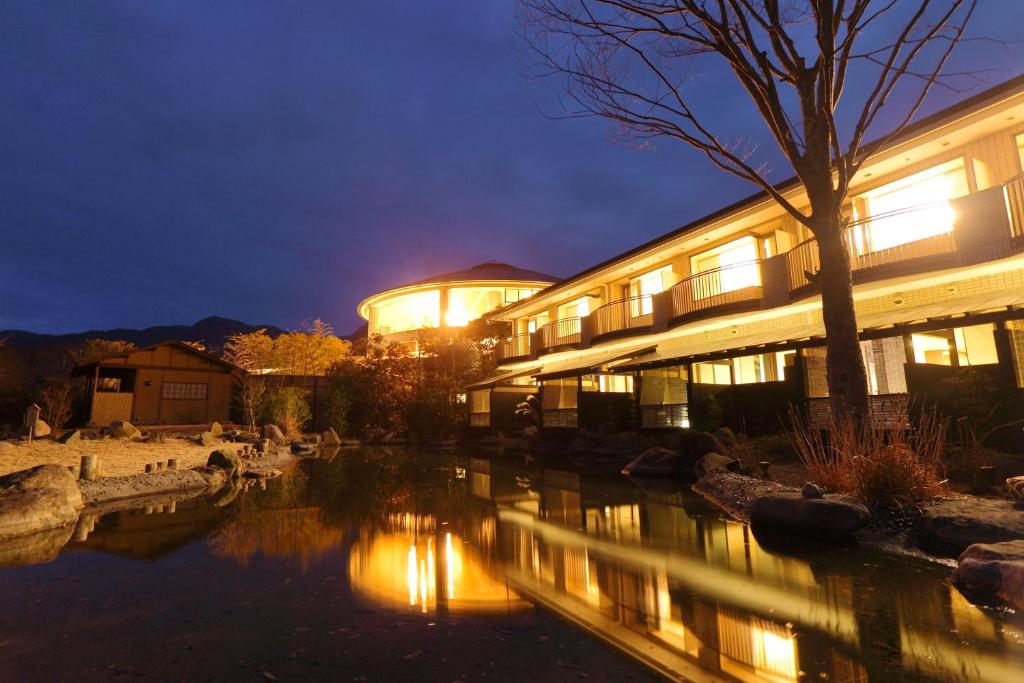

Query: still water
[0,450,1022,682]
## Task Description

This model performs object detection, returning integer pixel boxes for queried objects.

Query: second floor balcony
[496,333,532,362]
[538,317,581,352]
[590,295,654,342]
[669,261,764,324]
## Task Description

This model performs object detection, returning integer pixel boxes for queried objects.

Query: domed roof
[404,261,558,287]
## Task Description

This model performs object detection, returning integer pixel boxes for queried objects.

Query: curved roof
[405,261,558,287]
[357,261,559,320]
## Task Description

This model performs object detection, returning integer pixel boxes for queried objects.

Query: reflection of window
[580,373,634,393]
[163,382,207,400]
[97,377,122,392]
[639,366,689,427]
[629,265,673,315]
[852,159,968,253]
[690,236,761,298]
[911,324,997,366]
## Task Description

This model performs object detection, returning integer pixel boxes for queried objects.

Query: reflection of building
[347,513,527,614]
[470,77,1024,441]
[356,262,557,345]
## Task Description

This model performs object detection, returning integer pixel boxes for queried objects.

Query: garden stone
[693,452,739,478]
[208,421,224,437]
[622,447,684,477]
[802,482,825,499]
[322,428,341,446]
[953,540,1024,610]
[263,424,287,446]
[16,419,51,439]
[751,492,869,541]
[918,498,1024,557]
[0,465,83,540]
[254,438,274,455]
[206,448,244,478]
[199,431,220,447]
[104,420,140,440]
[713,427,738,451]
[57,430,81,445]
[1006,476,1024,502]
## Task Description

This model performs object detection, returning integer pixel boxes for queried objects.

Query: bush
[789,407,947,508]
[322,377,351,437]
[39,379,79,431]
[261,387,311,436]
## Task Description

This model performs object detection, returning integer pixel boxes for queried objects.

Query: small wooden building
[72,340,242,427]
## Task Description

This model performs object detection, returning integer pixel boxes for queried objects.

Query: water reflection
[37,450,1024,682]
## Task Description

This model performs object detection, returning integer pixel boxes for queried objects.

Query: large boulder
[0,465,83,541]
[263,424,287,446]
[953,540,1024,610]
[1006,476,1024,502]
[206,448,244,478]
[16,420,51,439]
[57,429,81,445]
[199,431,220,447]
[674,430,723,462]
[694,452,739,478]
[322,428,341,446]
[622,447,684,477]
[208,421,224,437]
[712,427,739,452]
[918,498,1024,557]
[751,492,869,541]
[104,420,140,440]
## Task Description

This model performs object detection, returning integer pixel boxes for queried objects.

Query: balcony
[590,295,654,342]
[538,317,581,353]
[496,333,531,362]
[669,261,764,323]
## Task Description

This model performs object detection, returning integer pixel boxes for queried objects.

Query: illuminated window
[690,236,761,298]
[373,290,441,335]
[639,366,689,427]
[557,296,592,319]
[852,158,968,253]
[97,377,122,392]
[1017,134,1024,172]
[504,288,538,304]
[528,312,550,334]
[693,352,792,385]
[1009,320,1024,388]
[162,382,207,400]
[469,390,490,427]
[911,324,998,366]
[629,265,673,315]
[542,378,578,427]
[580,373,634,393]
[806,338,908,397]
[445,287,504,327]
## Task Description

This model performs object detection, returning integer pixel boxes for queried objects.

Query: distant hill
[0,316,287,353]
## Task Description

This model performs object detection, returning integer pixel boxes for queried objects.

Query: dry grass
[789,407,947,508]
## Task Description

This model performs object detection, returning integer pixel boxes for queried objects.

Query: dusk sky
[2,1,1021,336]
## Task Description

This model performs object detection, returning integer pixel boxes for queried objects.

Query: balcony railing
[497,333,531,362]
[1004,173,1024,239]
[669,261,763,321]
[590,295,654,340]
[538,317,581,351]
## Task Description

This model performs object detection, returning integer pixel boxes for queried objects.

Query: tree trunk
[816,225,870,421]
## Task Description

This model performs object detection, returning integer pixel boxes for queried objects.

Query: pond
[0,449,1021,682]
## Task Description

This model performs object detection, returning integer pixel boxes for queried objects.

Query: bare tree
[519,0,978,420]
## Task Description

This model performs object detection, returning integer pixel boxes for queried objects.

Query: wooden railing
[590,295,653,339]
[497,333,531,361]
[538,317,581,351]
[669,261,763,321]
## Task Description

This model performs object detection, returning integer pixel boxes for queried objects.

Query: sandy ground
[0,437,218,478]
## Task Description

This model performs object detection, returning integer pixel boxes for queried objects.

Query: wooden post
[156,461,165,471]
[80,455,97,481]
[24,403,41,443]
[145,463,154,474]
[167,458,178,471]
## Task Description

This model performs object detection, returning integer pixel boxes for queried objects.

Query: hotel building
[468,77,1024,442]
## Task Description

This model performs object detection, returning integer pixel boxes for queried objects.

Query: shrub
[789,407,947,508]
[261,387,311,436]
[39,379,79,431]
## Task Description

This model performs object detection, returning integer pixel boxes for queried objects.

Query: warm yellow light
[407,545,417,606]
[445,532,455,599]
[756,628,798,680]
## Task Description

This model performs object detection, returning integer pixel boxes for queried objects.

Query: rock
[104,420,140,440]
[0,465,84,540]
[622,447,684,477]
[918,498,1024,557]
[1006,476,1024,502]
[263,424,287,446]
[209,421,224,437]
[713,427,738,451]
[16,419,51,439]
[751,492,869,541]
[145,432,167,445]
[802,482,825,499]
[57,430,81,445]
[0,442,16,456]
[953,540,1024,610]
[322,428,341,445]
[0,524,76,567]
[254,438,274,455]
[693,452,739,478]
[199,431,220,447]
[673,430,723,462]
[206,448,244,478]
[291,441,318,455]
[692,471,796,523]
[304,433,322,445]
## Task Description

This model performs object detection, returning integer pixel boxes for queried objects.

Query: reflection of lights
[756,628,797,680]
[445,533,454,599]
[454,467,466,479]
[407,545,417,606]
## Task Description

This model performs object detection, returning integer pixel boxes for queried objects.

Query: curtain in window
[640,366,687,405]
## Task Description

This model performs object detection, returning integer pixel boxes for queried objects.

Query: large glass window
[557,297,592,320]
[541,378,578,427]
[504,288,539,304]
[690,236,761,298]
[639,366,689,428]
[444,287,504,327]
[692,351,793,385]
[469,390,491,427]
[629,265,674,315]
[528,311,550,334]
[805,338,908,397]
[581,373,634,393]
[373,290,441,335]
[911,324,998,366]
[852,159,968,253]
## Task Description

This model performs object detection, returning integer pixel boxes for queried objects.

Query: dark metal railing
[670,260,763,320]
[590,295,654,339]
[538,317,581,350]
[496,333,531,361]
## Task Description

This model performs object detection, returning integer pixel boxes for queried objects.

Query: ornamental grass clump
[789,407,947,508]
